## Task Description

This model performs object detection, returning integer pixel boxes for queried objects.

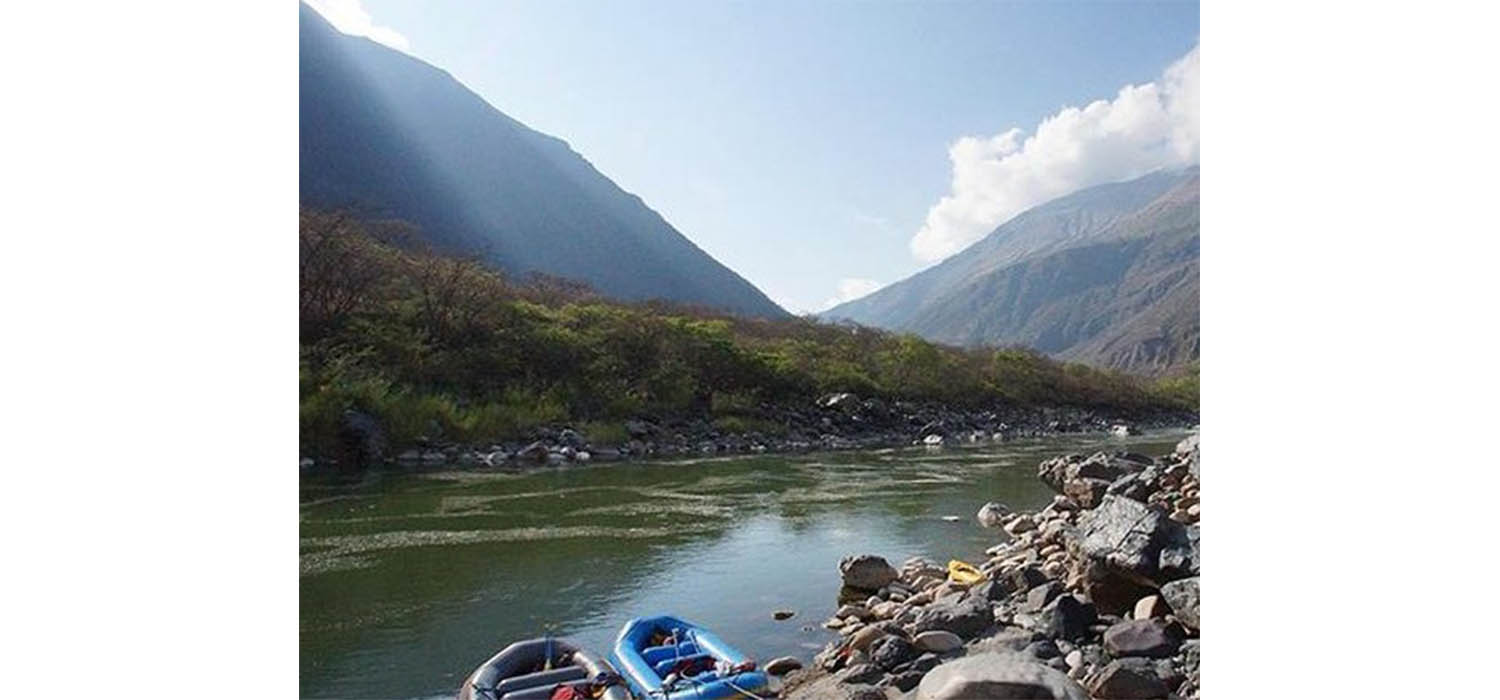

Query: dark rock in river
[840,554,898,591]
[916,652,1090,700]
[336,409,386,472]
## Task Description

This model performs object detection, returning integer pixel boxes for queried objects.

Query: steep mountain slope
[824,169,1198,373]
[299,4,787,318]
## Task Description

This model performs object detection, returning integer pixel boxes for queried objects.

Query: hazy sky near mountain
[307,0,1199,314]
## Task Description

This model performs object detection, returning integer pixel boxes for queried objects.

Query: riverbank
[303,394,1197,473]
[778,433,1201,700]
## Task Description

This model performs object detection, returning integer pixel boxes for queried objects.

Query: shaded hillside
[299,209,1195,455]
[299,3,786,318]
[825,169,1199,373]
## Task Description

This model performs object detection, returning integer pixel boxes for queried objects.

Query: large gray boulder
[1072,495,1195,588]
[911,596,994,639]
[977,501,1010,528]
[1159,577,1200,630]
[915,652,1090,700]
[840,554,898,591]
[1039,452,1146,494]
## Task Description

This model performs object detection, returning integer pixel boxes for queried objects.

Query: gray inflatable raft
[459,637,631,700]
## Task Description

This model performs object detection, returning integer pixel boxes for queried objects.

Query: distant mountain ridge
[824,169,1199,374]
[299,3,787,318]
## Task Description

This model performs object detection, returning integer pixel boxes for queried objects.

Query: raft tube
[609,614,770,700]
[459,637,631,700]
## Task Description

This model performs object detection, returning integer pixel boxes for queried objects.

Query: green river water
[300,431,1187,698]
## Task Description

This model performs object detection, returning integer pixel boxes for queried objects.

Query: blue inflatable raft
[609,615,770,700]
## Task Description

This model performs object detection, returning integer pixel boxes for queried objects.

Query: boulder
[969,579,1010,603]
[1157,525,1200,581]
[1106,471,1158,503]
[1025,639,1062,660]
[841,554,899,591]
[910,653,943,674]
[556,428,586,448]
[1159,577,1200,630]
[915,652,1090,700]
[1102,620,1182,658]
[1022,581,1063,613]
[977,502,1010,528]
[1072,452,1139,482]
[1073,496,1191,588]
[837,663,885,686]
[765,656,803,675]
[517,441,550,463]
[882,670,926,692]
[335,409,386,472]
[911,596,994,639]
[848,625,888,652]
[1003,514,1037,535]
[1036,595,1096,641]
[1037,454,1083,492]
[870,635,918,671]
[913,630,963,653]
[1089,658,1170,699]
[1007,565,1049,593]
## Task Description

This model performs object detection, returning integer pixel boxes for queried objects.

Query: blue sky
[307,0,1199,313]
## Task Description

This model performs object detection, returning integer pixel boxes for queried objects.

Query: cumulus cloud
[910,45,1199,263]
[306,0,411,52]
[818,277,883,311]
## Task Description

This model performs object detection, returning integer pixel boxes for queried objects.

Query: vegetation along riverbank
[299,210,1198,472]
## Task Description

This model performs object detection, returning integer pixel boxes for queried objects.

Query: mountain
[823,168,1198,374]
[299,4,787,318]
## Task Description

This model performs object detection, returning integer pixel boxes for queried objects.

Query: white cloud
[305,0,411,52]
[818,277,883,312]
[910,45,1200,263]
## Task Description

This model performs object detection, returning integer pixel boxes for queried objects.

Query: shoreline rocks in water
[780,432,1201,700]
[300,395,1197,471]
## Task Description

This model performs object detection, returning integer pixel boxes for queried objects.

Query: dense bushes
[299,210,1197,455]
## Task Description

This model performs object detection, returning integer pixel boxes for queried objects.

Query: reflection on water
[300,432,1186,699]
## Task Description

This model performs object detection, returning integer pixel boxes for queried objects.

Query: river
[299,431,1187,698]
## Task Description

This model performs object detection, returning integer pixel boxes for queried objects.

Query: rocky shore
[776,433,1201,700]
[306,393,1197,472]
